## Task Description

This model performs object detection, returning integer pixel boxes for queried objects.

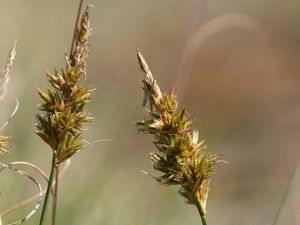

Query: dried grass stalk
[0,41,17,101]
[0,163,43,225]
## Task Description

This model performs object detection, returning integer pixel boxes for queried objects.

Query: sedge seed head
[35,6,94,165]
[136,49,220,213]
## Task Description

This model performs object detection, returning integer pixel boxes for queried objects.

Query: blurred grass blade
[272,164,300,225]
[1,159,71,218]
[0,96,19,132]
[0,162,43,225]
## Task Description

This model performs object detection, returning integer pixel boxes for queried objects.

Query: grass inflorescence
[35,4,94,225]
[35,5,94,165]
[136,50,220,225]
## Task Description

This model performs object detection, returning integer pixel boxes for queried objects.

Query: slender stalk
[70,0,84,56]
[51,166,60,225]
[272,164,300,225]
[2,160,71,218]
[50,1,84,223]
[195,197,208,225]
[38,153,57,225]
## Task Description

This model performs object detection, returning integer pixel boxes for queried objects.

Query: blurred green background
[1,0,300,224]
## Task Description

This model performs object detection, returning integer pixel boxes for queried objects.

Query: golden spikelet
[0,135,10,156]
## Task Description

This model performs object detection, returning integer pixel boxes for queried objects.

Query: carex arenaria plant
[35,4,94,225]
[136,50,220,225]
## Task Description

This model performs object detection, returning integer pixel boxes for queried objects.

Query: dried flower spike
[35,6,94,165]
[0,41,17,101]
[0,41,17,157]
[136,50,219,225]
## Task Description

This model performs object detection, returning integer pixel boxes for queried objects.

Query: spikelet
[35,6,94,165]
[136,50,219,215]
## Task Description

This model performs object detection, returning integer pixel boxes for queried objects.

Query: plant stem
[38,153,57,225]
[195,197,208,225]
[272,164,300,225]
[70,0,84,56]
[52,166,60,225]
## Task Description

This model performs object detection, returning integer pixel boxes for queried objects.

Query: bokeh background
[1,0,300,224]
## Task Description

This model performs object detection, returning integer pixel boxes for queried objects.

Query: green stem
[51,166,60,225]
[195,197,208,225]
[272,164,300,225]
[39,147,60,225]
